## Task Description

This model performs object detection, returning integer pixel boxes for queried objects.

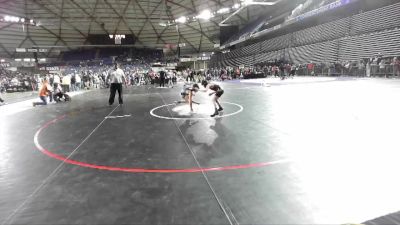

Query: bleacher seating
[210,2,400,67]
[289,40,338,64]
[351,2,400,35]
[339,28,400,61]
[292,17,350,47]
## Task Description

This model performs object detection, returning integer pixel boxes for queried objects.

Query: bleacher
[292,17,350,47]
[289,40,338,64]
[339,28,400,61]
[224,15,270,45]
[210,2,400,67]
[351,3,400,35]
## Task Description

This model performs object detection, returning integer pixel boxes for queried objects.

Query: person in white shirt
[75,73,81,91]
[107,63,127,105]
[53,74,61,90]
[167,70,174,87]
[62,74,71,92]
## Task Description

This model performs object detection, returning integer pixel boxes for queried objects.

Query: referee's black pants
[109,83,123,105]
[160,78,165,87]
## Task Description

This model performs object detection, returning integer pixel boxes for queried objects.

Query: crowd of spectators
[207,55,400,80]
[1,52,400,103]
[0,68,38,92]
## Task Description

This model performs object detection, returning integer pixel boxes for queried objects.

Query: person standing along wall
[0,92,5,105]
[53,73,61,90]
[62,74,70,92]
[75,73,81,91]
[71,74,76,92]
[108,63,127,105]
[393,57,400,77]
[366,61,371,77]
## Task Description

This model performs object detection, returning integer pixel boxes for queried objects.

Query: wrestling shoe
[218,107,223,111]
[210,109,219,117]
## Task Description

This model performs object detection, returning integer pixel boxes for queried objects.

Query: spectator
[394,57,400,77]
[32,79,51,107]
[0,92,5,105]
[75,74,81,91]
[62,75,71,92]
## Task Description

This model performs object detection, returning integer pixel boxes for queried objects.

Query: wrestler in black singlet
[209,84,224,97]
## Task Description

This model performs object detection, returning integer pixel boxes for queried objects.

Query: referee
[108,63,127,105]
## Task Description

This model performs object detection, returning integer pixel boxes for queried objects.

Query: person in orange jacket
[33,78,52,107]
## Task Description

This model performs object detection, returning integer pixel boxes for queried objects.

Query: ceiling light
[241,0,253,5]
[217,8,230,14]
[4,16,20,22]
[241,0,278,6]
[232,3,241,9]
[20,18,25,23]
[39,58,46,62]
[0,59,5,62]
[11,16,19,22]
[159,22,167,27]
[24,58,31,62]
[15,58,21,62]
[176,16,187,24]
[196,10,214,20]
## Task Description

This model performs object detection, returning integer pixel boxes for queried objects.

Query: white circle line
[150,102,244,120]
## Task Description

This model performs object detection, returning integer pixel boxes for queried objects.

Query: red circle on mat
[34,114,290,173]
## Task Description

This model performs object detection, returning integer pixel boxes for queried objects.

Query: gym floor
[1,77,399,225]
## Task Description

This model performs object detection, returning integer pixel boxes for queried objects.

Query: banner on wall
[0,63,11,68]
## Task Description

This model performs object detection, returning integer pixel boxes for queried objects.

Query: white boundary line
[156,94,237,225]
[2,105,120,225]
[150,102,244,120]
[105,114,132,119]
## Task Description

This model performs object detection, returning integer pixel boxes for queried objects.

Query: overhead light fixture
[24,58,31,62]
[159,22,167,27]
[4,15,20,22]
[15,58,21,62]
[217,8,230,14]
[114,34,125,39]
[0,59,5,62]
[242,0,253,5]
[196,10,214,20]
[39,58,46,62]
[20,18,25,23]
[176,16,187,24]
[240,0,278,6]
[232,3,241,9]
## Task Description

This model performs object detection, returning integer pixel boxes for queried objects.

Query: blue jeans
[33,96,47,106]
